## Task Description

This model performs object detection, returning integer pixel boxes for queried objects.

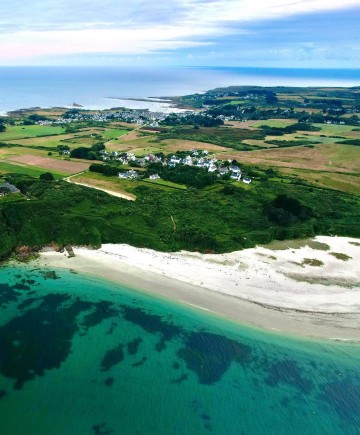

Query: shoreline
[37,236,360,342]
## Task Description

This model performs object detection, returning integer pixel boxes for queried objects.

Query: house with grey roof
[0,182,20,195]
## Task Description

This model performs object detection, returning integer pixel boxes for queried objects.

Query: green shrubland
[0,174,359,260]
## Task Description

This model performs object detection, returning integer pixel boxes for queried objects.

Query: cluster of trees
[39,172,55,181]
[267,194,313,226]
[89,163,120,176]
[70,143,105,160]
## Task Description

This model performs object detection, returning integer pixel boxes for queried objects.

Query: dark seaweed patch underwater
[0,265,359,434]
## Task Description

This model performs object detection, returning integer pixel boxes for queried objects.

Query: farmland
[0,125,65,140]
[0,161,65,178]
[0,84,359,258]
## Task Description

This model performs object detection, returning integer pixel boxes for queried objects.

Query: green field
[0,125,66,141]
[313,123,357,135]
[228,100,246,105]
[143,178,187,190]
[4,136,69,148]
[103,129,130,139]
[0,161,65,178]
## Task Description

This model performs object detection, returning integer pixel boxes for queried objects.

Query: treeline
[206,104,360,126]
[180,89,278,108]
[160,114,224,127]
[259,122,320,136]
[0,119,6,132]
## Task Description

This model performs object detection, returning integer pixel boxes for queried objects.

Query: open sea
[0,66,360,114]
[0,265,359,435]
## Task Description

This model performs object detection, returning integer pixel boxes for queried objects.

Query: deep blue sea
[0,66,360,113]
[0,265,359,435]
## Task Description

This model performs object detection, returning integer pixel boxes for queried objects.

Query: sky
[0,0,359,68]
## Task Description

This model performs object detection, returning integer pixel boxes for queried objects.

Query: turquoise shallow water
[0,265,359,435]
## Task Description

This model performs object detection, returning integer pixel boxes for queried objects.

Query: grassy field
[0,161,65,178]
[158,126,264,151]
[103,128,131,140]
[252,119,297,128]
[159,138,228,153]
[227,100,246,105]
[0,125,66,140]
[277,94,304,102]
[313,123,358,135]
[69,172,137,199]
[3,134,76,148]
[280,168,360,195]
[71,171,188,195]
[143,178,187,190]
[214,143,360,173]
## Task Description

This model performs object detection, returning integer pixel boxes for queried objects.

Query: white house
[170,156,182,164]
[230,173,241,181]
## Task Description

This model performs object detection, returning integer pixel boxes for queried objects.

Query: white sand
[39,236,360,341]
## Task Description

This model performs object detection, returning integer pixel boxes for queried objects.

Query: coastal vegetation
[0,172,359,260]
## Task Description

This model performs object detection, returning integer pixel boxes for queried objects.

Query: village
[34,106,195,127]
[105,148,252,184]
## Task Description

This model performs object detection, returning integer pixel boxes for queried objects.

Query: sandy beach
[39,236,360,341]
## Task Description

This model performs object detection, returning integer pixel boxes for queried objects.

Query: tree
[40,172,55,181]
[87,151,98,160]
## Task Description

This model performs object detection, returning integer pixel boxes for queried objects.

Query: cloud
[0,27,215,60]
[0,0,359,64]
[1,0,359,31]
